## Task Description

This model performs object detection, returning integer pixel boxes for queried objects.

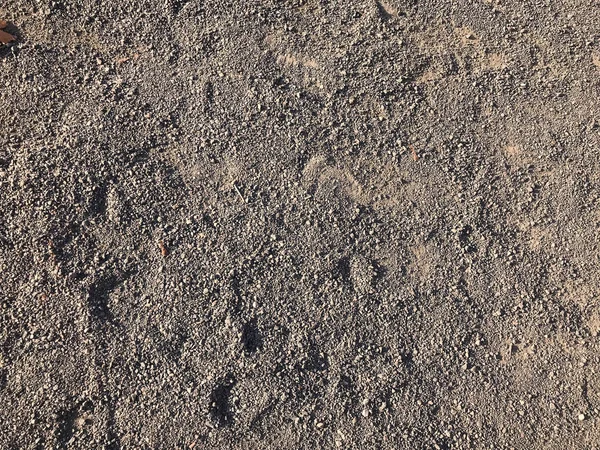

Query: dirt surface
[2,1,600,448]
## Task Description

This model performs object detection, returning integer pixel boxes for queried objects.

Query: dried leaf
[0,29,15,44]
[158,240,169,257]
[0,20,7,29]
[409,145,419,162]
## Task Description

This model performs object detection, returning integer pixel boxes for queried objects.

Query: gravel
[2,0,600,448]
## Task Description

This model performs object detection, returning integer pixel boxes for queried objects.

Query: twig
[233,181,247,204]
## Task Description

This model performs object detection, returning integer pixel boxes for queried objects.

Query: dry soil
[2,1,600,449]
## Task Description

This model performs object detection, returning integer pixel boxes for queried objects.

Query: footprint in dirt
[209,375,236,428]
[241,319,263,355]
[55,400,94,448]
[87,275,121,323]
[87,270,135,323]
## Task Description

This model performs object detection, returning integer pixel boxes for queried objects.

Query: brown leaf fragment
[116,53,141,65]
[0,29,15,44]
[409,145,418,161]
[0,20,7,29]
[158,240,169,257]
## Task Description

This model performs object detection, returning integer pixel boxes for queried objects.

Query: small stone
[361,409,369,418]
[578,413,585,421]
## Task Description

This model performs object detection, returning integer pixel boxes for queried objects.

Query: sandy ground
[2,0,600,448]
